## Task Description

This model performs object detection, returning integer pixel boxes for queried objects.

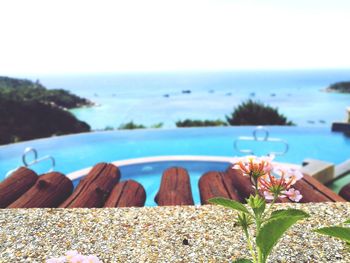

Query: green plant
[103,126,115,131]
[150,122,163,128]
[175,119,227,127]
[226,100,294,126]
[209,156,309,263]
[314,219,350,246]
[118,121,146,130]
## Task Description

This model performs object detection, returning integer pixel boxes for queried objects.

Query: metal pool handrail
[5,147,55,178]
[234,126,289,156]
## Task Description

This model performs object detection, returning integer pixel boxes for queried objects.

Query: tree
[226,100,294,126]
[176,119,227,127]
[118,121,146,130]
[0,97,90,145]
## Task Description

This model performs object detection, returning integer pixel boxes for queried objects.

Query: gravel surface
[1,202,350,262]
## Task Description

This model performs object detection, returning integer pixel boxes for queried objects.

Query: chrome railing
[5,147,55,178]
[234,126,289,156]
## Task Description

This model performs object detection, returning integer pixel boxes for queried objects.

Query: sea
[27,69,350,130]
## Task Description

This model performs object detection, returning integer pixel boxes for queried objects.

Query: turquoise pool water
[1,126,350,204]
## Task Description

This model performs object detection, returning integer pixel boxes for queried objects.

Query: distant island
[0,76,92,145]
[326,81,350,93]
[0,76,94,109]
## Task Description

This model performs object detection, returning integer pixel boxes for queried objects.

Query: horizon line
[3,67,350,78]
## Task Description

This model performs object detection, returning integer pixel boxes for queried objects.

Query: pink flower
[66,251,79,259]
[233,155,304,202]
[285,188,303,202]
[233,155,274,179]
[259,155,275,173]
[258,172,294,199]
[47,251,102,263]
[82,255,102,263]
[263,191,275,200]
[70,255,86,263]
[271,166,303,184]
[46,257,66,263]
[284,168,303,184]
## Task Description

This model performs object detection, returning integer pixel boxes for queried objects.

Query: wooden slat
[8,172,73,208]
[302,174,345,202]
[226,167,254,200]
[155,167,194,206]
[293,180,330,202]
[0,167,38,208]
[104,180,146,207]
[294,175,346,202]
[339,184,350,201]
[198,171,241,204]
[335,159,350,178]
[60,163,120,208]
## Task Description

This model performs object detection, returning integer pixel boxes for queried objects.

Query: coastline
[324,81,350,94]
[51,70,350,130]
[324,88,350,94]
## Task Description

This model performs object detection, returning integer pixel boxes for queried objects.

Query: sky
[0,0,350,75]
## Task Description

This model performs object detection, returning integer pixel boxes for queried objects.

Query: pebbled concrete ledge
[1,203,350,262]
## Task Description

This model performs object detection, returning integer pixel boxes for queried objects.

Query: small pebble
[0,203,349,262]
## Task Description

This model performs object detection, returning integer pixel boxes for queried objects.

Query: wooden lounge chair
[301,159,334,184]
[155,167,194,206]
[223,165,345,203]
[340,184,350,201]
[104,180,146,207]
[8,172,73,208]
[323,159,350,200]
[335,159,350,178]
[60,162,120,208]
[293,174,345,202]
[0,167,38,208]
[198,171,241,204]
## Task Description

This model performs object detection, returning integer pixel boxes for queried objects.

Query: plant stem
[255,215,263,263]
[256,195,279,263]
[243,227,257,263]
[262,195,278,221]
[257,248,264,263]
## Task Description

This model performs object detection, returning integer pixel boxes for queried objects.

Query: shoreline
[322,87,350,94]
[38,71,350,131]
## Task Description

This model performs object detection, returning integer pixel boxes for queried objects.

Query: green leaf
[246,195,266,218]
[344,219,350,224]
[208,197,249,214]
[257,210,309,261]
[237,212,253,228]
[269,209,309,221]
[233,259,253,263]
[314,226,350,243]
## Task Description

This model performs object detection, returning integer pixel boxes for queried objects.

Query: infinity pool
[1,126,349,184]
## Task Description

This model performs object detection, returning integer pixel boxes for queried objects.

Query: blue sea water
[28,69,350,129]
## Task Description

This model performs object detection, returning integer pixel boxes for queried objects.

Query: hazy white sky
[1,0,350,74]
